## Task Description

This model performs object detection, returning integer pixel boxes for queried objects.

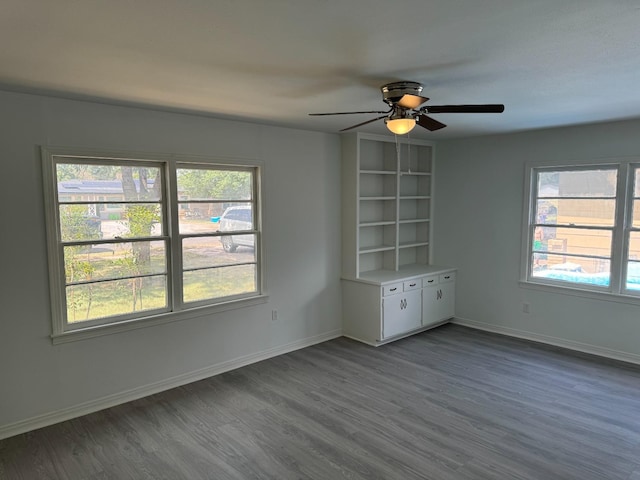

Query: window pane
[176,168,253,201]
[626,261,640,291]
[64,241,166,283]
[532,254,610,286]
[537,169,617,198]
[60,203,162,241]
[66,276,167,323]
[183,236,256,269]
[532,226,611,258]
[57,163,162,201]
[183,265,257,303]
[535,199,615,227]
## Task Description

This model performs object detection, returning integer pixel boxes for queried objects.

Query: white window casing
[42,147,266,343]
[521,157,640,304]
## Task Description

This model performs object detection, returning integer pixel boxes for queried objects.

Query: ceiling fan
[309,81,504,134]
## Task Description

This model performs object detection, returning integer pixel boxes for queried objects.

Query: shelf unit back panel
[399,174,431,197]
[359,198,396,224]
[360,173,396,198]
[399,222,430,247]
[360,139,398,171]
[398,244,429,267]
[359,224,396,250]
[399,198,430,221]
[398,144,433,174]
[359,249,396,273]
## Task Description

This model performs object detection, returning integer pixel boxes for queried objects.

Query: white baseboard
[452,317,640,366]
[0,329,342,441]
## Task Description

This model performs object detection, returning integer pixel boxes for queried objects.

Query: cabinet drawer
[439,272,455,283]
[383,282,403,296]
[422,275,439,287]
[403,280,421,292]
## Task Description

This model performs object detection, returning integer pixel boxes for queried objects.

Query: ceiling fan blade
[416,114,447,132]
[340,115,388,132]
[424,104,505,114]
[397,94,429,109]
[309,109,391,116]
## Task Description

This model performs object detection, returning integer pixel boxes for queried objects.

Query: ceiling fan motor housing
[381,81,424,106]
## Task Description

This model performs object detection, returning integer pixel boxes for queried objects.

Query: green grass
[66,266,256,323]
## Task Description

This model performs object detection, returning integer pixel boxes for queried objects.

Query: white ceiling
[2,0,640,139]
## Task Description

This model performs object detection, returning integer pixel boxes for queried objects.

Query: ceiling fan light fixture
[385,117,416,135]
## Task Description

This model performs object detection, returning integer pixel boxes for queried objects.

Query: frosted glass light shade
[385,118,416,135]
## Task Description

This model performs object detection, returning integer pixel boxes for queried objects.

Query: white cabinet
[422,272,456,328]
[343,266,456,346]
[383,288,422,339]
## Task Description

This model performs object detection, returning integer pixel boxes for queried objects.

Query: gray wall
[0,91,342,433]
[433,119,640,362]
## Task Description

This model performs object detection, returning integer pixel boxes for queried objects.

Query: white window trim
[42,146,268,344]
[520,156,640,305]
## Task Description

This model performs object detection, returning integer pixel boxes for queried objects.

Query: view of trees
[176,168,252,200]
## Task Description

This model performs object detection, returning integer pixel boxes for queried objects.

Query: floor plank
[2,324,640,479]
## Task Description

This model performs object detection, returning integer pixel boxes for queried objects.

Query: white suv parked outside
[218,205,254,252]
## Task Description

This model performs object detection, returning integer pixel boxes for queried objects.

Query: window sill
[519,280,640,306]
[51,294,269,345]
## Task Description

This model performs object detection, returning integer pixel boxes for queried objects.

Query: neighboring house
[57,180,215,219]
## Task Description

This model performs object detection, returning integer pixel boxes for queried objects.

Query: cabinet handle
[389,287,397,292]
[427,279,434,283]
[444,275,450,280]
[409,283,416,287]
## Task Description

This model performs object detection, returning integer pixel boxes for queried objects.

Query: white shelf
[359,221,395,227]
[398,218,430,224]
[399,171,431,176]
[361,170,396,175]
[399,196,430,200]
[359,245,396,254]
[399,241,429,249]
[360,196,395,201]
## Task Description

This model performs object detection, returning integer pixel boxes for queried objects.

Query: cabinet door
[422,282,455,327]
[382,289,422,339]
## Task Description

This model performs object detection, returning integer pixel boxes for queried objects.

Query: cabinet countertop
[344,265,456,286]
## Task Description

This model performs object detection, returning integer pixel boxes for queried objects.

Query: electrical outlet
[522,302,530,314]
[272,310,278,321]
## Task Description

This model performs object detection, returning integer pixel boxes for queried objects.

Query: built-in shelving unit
[341,132,455,346]
[342,132,434,279]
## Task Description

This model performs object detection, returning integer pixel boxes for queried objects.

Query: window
[42,148,264,340]
[523,160,640,297]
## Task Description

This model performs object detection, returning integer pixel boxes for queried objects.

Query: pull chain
[394,133,412,174]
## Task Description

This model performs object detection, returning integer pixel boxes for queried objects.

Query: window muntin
[44,151,262,336]
[526,162,640,297]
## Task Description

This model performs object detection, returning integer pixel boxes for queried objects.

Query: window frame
[521,157,640,302]
[42,147,267,344]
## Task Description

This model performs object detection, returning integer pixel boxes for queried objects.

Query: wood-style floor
[2,324,640,479]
